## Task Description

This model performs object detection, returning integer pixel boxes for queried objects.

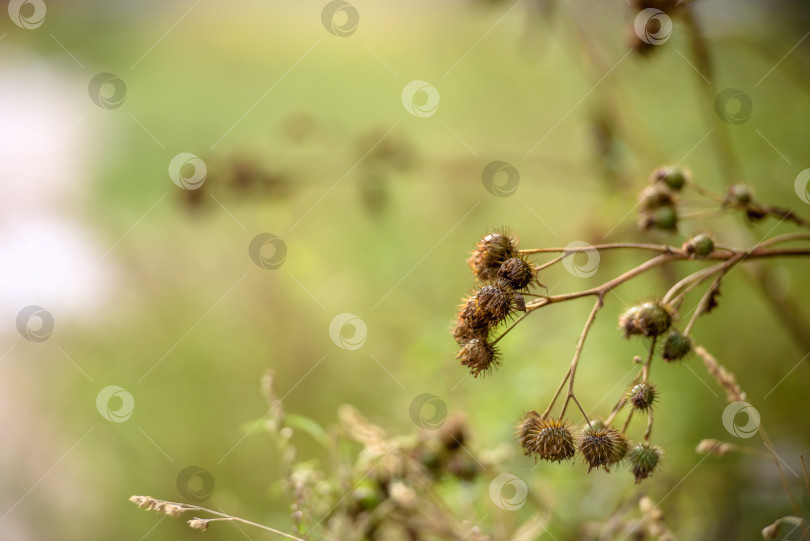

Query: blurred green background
[2,0,809,539]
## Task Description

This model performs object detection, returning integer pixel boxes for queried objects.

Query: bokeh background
[2,0,809,539]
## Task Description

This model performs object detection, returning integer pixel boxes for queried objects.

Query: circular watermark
[168,153,207,190]
[8,0,46,29]
[481,161,519,197]
[714,88,753,125]
[329,313,367,350]
[321,0,359,37]
[561,241,600,278]
[408,393,447,430]
[88,73,127,110]
[634,8,672,46]
[401,80,440,118]
[176,466,215,503]
[722,401,760,439]
[489,473,528,511]
[16,305,54,342]
[96,385,135,423]
[248,233,287,270]
[794,168,810,204]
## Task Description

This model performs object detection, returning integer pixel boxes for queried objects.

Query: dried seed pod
[634,301,673,337]
[473,283,516,327]
[628,383,657,411]
[517,411,542,454]
[627,442,663,483]
[650,166,689,192]
[639,205,678,232]
[619,305,643,337]
[620,301,673,338]
[518,413,576,463]
[579,425,624,472]
[638,185,675,212]
[468,231,518,281]
[453,296,489,344]
[662,330,692,362]
[497,256,538,291]
[724,183,752,206]
[456,338,499,377]
[683,233,714,259]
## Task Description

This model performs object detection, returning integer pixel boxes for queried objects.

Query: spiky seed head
[453,296,489,344]
[635,301,673,337]
[612,432,629,464]
[473,283,515,326]
[619,305,643,338]
[662,330,692,362]
[628,383,657,411]
[725,183,752,206]
[650,166,689,192]
[579,426,623,472]
[683,233,714,259]
[639,206,678,232]
[517,411,542,454]
[468,231,518,281]
[519,415,576,463]
[456,338,499,377]
[620,301,673,338]
[497,256,537,291]
[627,442,663,483]
[584,421,627,465]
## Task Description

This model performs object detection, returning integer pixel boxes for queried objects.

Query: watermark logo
[481,161,520,197]
[248,234,287,270]
[8,0,46,29]
[409,394,447,430]
[176,466,215,503]
[634,8,672,46]
[714,88,753,125]
[794,168,810,204]
[561,241,600,278]
[16,305,54,342]
[88,73,127,109]
[329,313,367,350]
[96,385,135,423]
[321,1,359,37]
[722,401,760,438]
[169,153,207,190]
[489,473,528,511]
[401,80,440,118]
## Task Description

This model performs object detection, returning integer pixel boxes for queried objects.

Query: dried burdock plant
[130,371,553,540]
[452,168,810,494]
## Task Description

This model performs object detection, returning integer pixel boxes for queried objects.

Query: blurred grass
[3,1,810,540]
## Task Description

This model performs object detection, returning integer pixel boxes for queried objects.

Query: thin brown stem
[490,311,530,346]
[520,243,677,255]
[540,367,572,421]
[559,298,603,420]
[644,410,654,443]
[621,409,634,435]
